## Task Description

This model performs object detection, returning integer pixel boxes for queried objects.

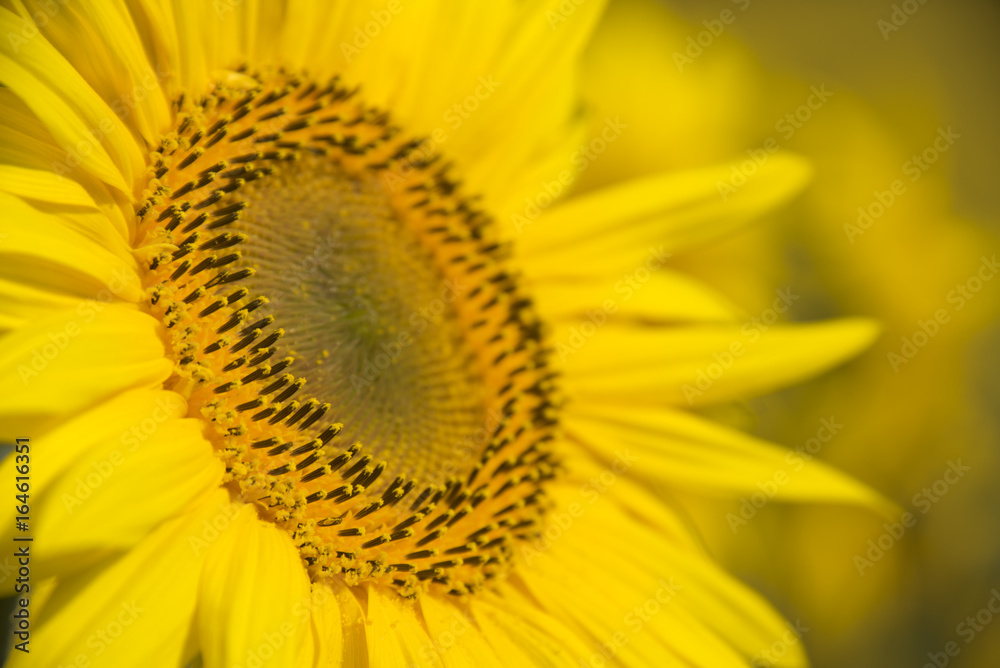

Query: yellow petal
[518,154,812,279]
[0,9,143,191]
[519,480,809,667]
[30,416,221,582]
[419,595,504,668]
[472,587,594,668]
[0,389,193,591]
[530,269,743,325]
[0,192,140,301]
[198,506,315,668]
[558,318,880,406]
[0,89,130,239]
[170,0,213,98]
[8,489,237,668]
[366,584,440,667]
[0,305,172,417]
[309,1,599,223]
[461,0,605,218]
[311,579,368,668]
[555,448,704,553]
[563,403,899,516]
[34,0,172,144]
[0,164,100,207]
[0,277,83,332]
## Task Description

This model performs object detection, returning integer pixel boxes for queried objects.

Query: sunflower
[1,1,893,666]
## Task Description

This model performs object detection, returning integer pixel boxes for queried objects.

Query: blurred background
[577,0,1000,666]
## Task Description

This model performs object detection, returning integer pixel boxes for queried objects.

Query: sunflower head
[0,2,896,666]
[135,68,560,597]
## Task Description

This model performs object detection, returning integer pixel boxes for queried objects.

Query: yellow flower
[0,1,893,666]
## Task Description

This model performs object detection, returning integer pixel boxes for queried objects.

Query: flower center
[134,70,558,597]
[231,155,488,490]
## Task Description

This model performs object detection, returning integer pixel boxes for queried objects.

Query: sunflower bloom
[1,2,892,666]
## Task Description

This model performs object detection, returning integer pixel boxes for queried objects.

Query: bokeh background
[577,0,1000,666]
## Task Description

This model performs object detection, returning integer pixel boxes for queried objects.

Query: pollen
[134,69,559,598]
